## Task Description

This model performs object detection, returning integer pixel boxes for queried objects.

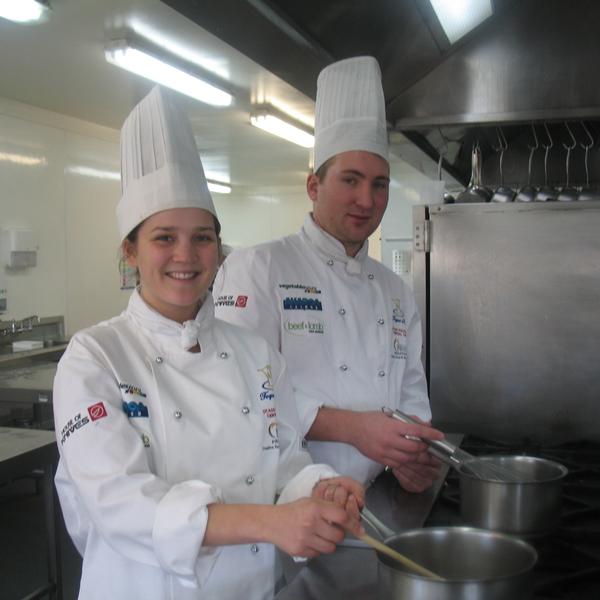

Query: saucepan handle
[360,506,396,540]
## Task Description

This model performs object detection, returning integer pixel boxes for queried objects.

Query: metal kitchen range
[425,435,600,599]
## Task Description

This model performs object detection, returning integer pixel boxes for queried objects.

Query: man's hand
[348,410,444,468]
[392,452,442,493]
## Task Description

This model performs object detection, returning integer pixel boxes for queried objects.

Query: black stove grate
[424,436,600,599]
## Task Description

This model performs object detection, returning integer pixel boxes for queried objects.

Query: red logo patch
[88,402,108,421]
[235,295,248,308]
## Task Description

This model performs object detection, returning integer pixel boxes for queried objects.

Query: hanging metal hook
[579,122,594,188]
[526,124,539,186]
[493,127,508,186]
[563,122,577,187]
[527,123,539,152]
[437,128,448,181]
[541,123,554,186]
[579,122,594,150]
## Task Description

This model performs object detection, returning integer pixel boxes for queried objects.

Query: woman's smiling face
[123,207,220,323]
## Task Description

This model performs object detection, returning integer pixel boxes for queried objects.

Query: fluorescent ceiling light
[66,165,120,181]
[105,40,233,107]
[250,107,314,148]
[0,0,48,23]
[207,179,231,194]
[0,151,47,166]
[429,0,492,44]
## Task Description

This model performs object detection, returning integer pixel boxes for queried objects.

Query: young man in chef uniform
[53,85,365,600]
[213,56,444,491]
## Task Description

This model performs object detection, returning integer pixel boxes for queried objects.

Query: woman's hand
[311,476,365,522]
[270,497,363,558]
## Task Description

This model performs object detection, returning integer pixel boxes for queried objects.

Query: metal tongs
[381,407,524,482]
[381,407,469,467]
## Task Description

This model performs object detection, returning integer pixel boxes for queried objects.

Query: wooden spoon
[358,532,445,581]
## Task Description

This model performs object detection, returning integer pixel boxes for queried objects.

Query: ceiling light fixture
[207,179,232,194]
[429,0,493,44]
[0,0,49,23]
[104,40,233,107]
[250,105,314,148]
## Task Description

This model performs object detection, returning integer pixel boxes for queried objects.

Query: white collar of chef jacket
[127,287,214,351]
[302,213,368,276]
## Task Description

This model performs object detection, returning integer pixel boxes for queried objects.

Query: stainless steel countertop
[0,426,57,482]
[276,433,462,599]
[0,344,67,365]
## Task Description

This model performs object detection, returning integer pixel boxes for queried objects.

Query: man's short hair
[314,156,337,181]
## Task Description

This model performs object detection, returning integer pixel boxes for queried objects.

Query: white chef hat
[117,85,218,241]
[313,56,388,172]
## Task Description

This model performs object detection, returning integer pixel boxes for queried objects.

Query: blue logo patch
[123,401,149,418]
[283,297,323,311]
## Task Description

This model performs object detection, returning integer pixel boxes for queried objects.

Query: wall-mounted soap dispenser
[1,229,38,269]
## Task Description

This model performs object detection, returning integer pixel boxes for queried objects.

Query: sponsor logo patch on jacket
[60,409,95,445]
[283,297,323,311]
[279,283,321,294]
[284,319,324,335]
[235,295,248,308]
[123,400,149,418]
[88,402,108,421]
[215,295,235,307]
[118,382,147,398]
[392,337,407,360]
[392,299,406,324]
[258,364,275,401]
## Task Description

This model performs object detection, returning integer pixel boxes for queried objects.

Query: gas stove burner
[425,436,600,598]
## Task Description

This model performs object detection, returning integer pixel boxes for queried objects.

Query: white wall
[380,158,445,285]
[0,97,439,335]
[0,97,312,335]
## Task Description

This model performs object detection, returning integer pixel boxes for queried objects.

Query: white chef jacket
[53,289,337,600]
[213,214,431,486]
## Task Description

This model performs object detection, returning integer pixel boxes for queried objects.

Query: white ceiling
[0,0,319,189]
[0,0,454,191]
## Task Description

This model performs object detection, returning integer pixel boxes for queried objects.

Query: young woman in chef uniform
[53,86,364,600]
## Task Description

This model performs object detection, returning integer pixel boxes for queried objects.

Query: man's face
[307,151,390,257]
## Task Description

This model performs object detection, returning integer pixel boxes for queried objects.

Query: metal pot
[376,527,537,600]
[456,144,492,203]
[458,455,568,536]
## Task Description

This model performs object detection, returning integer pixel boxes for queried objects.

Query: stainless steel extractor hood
[162,0,600,189]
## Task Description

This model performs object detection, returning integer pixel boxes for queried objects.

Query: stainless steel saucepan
[361,508,538,600]
[458,455,568,535]
[383,408,569,535]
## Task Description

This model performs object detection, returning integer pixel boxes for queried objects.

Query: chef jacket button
[338,308,346,315]
[174,410,183,419]
[250,544,260,554]
[219,351,228,359]
[155,356,163,364]
[245,475,255,485]
[326,259,334,266]
[301,439,308,449]
[339,364,348,372]
[241,406,250,415]
[377,318,385,325]
[378,370,385,377]
[368,273,375,280]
